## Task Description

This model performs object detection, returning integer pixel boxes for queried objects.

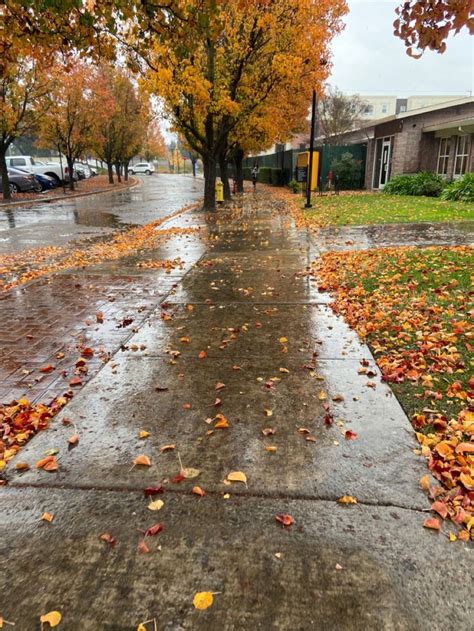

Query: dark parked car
[34,172,58,191]
[7,167,39,194]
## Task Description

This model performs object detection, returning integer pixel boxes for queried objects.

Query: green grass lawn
[303,192,474,226]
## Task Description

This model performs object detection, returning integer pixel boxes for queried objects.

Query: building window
[399,105,407,112]
[454,135,470,176]
[363,105,374,114]
[437,137,450,175]
[382,104,388,113]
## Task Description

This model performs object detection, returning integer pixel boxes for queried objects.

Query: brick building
[336,97,473,190]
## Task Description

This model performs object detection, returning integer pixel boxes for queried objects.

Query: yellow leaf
[279,337,288,344]
[264,409,273,417]
[40,611,62,627]
[137,625,146,631]
[41,512,54,523]
[192,485,205,497]
[449,532,457,542]
[265,446,277,452]
[227,471,247,487]
[148,499,164,511]
[139,430,150,439]
[279,367,290,373]
[193,591,214,610]
[223,493,230,499]
[337,495,357,505]
[181,467,200,479]
[318,391,327,401]
[133,455,151,467]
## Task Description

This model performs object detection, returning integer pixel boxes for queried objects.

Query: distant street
[0,174,204,254]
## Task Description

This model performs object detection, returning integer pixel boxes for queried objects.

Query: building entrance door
[379,138,392,188]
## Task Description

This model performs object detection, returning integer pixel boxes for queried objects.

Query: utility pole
[305,89,317,208]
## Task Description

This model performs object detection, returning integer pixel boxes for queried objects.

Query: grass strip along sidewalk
[315,245,473,541]
[303,192,474,227]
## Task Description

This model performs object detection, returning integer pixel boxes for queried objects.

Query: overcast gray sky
[329,0,473,96]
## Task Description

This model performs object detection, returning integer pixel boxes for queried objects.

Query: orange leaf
[39,364,55,373]
[431,501,448,519]
[69,376,83,387]
[192,485,205,497]
[214,414,229,429]
[99,532,116,545]
[133,455,151,467]
[68,433,79,445]
[198,350,207,359]
[423,518,440,530]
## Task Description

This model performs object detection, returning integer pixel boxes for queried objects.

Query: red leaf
[143,523,163,537]
[99,532,116,546]
[137,539,150,554]
[344,430,358,440]
[275,514,294,528]
[431,501,448,519]
[69,376,83,387]
[423,518,440,530]
[170,473,185,483]
[143,485,163,497]
[39,364,55,373]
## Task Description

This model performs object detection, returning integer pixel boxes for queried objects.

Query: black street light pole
[305,89,317,208]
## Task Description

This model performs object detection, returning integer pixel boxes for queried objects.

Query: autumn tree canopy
[144,0,347,209]
[393,0,474,56]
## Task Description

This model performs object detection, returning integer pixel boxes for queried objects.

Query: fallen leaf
[214,414,229,429]
[144,486,163,496]
[137,539,150,554]
[423,518,440,530]
[305,436,316,442]
[68,433,79,445]
[275,514,294,527]
[99,532,116,546]
[431,501,448,519]
[69,376,83,387]
[160,444,175,452]
[279,368,290,374]
[215,382,226,390]
[264,409,273,417]
[335,563,343,570]
[265,445,277,452]
[148,499,164,511]
[344,430,358,440]
[279,337,288,344]
[183,403,192,410]
[419,475,430,491]
[261,427,275,436]
[192,485,205,497]
[337,495,358,505]
[39,364,55,373]
[198,351,207,359]
[193,591,214,610]
[143,523,163,537]
[41,512,54,522]
[133,455,151,467]
[318,391,327,401]
[181,467,200,479]
[15,462,30,471]
[227,471,247,487]
[40,611,62,627]
[36,456,58,472]
[96,311,104,323]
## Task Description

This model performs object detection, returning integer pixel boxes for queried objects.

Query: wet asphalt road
[0,174,204,254]
[1,190,472,630]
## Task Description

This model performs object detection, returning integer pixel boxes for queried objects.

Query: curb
[0,177,141,210]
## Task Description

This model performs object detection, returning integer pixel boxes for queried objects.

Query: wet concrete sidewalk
[1,191,472,630]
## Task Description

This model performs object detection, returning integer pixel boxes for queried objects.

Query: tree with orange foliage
[144,0,347,210]
[37,62,97,191]
[142,120,167,163]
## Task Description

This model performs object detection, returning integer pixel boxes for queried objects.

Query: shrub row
[383,171,474,200]
[441,173,474,203]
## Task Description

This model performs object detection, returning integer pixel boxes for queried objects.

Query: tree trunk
[234,148,244,193]
[115,162,122,183]
[124,160,129,182]
[219,153,231,200]
[192,158,197,177]
[202,155,216,211]
[67,157,75,191]
[107,162,114,184]
[0,146,11,201]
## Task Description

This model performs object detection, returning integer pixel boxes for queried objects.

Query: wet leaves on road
[39,611,62,627]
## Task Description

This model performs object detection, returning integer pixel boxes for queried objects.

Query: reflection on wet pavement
[314,219,474,251]
[0,174,204,254]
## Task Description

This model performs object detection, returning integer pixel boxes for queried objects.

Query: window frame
[454,135,470,176]
[437,137,451,176]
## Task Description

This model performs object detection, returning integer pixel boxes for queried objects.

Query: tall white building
[357,95,466,120]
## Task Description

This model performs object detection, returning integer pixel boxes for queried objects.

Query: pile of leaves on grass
[315,245,473,540]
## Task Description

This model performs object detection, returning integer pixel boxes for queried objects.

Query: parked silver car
[7,167,40,194]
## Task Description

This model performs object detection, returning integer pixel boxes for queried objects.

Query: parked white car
[5,156,65,183]
[128,162,155,175]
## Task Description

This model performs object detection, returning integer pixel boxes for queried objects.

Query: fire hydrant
[216,180,224,203]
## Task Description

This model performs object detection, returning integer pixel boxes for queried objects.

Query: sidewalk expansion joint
[6,480,429,514]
